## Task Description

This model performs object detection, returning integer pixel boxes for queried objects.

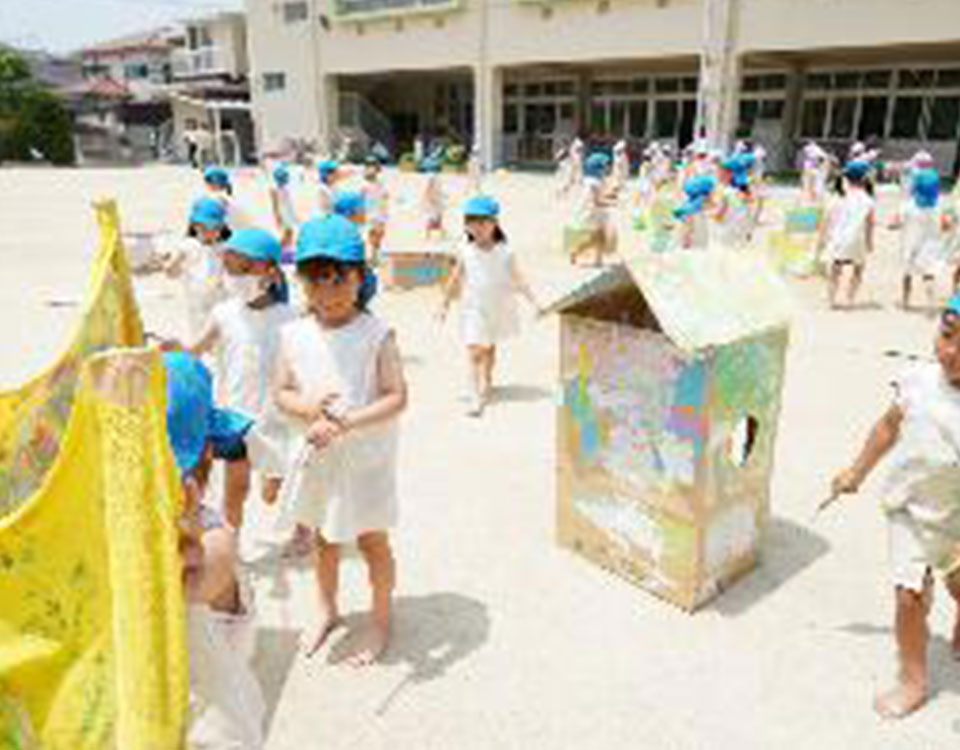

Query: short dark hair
[296,256,370,310]
[187,224,231,241]
[465,222,507,244]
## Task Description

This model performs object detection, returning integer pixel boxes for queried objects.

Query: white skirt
[460,297,520,347]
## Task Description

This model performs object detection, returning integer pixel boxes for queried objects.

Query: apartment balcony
[170,46,233,79]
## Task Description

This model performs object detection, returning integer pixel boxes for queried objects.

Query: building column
[698,0,741,150]
[474,64,503,170]
[316,73,339,156]
[780,64,804,170]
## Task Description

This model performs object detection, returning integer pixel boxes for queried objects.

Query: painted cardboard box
[545,250,792,611]
[382,250,455,289]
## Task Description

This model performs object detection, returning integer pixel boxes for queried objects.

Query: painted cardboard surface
[383,252,455,289]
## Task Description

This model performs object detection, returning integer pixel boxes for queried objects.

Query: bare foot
[305,615,344,658]
[873,681,927,719]
[345,622,389,668]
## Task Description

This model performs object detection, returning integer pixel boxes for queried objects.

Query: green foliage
[0,47,75,165]
[444,144,467,166]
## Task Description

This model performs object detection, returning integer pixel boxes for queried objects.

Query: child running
[818,160,876,309]
[569,152,617,266]
[361,156,390,265]
[172,228,296,535]
[673,174,717,251]
[900,168,953,310]
[830,294,960,719]
[421,159,446,240]
[274,215,407,665]
[438,195,541,417]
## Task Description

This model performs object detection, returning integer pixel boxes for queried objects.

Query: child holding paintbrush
[827,293,960,719]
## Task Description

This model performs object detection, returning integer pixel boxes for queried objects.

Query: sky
[0,0,243,54]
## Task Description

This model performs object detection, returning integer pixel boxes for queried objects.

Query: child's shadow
[838,622,960,700]
[252,626,302,729]
[489,384,552,405]
[328,592,491,715]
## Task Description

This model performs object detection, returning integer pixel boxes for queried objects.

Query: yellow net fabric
[0,201,144,517]
[0,204,188,749]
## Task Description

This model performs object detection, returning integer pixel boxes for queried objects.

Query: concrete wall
[246,0,321,149]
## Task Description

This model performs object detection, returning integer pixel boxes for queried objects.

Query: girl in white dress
[438,195,540,417]
[900,169,953,310]
[818,160,876,309]
[274,215,407,666]
[269,162,299,263]
[317,159,340,216]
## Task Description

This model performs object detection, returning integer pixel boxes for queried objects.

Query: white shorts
[887,510,960,591]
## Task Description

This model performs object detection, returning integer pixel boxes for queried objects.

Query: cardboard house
[545,250,792,611]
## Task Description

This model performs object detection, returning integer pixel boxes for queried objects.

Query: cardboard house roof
[543,250,793,351]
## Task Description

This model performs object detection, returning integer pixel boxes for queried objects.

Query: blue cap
[912,168,940,209]
[189,197,227,228]
[203,166,231,189]
[296,214,365,264]
[843,160,870,181]
[584,152,611,178]
[163,351,253,474]
[273,162,290,186]
[683,174,717,199]
[333,190,367,219]
[463,194,500,218]
[318,159,339,180]
[946,293,960,317]
[224,227,283,264]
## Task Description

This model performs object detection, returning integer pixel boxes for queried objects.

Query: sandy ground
[2,164,959,749]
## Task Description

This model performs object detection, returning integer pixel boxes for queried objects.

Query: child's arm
[832,403,903,496]
[865,209,876,254]
[339,332,407,432]
[509,255,540,312]
[272,341,334,424]
[437,258,464,321]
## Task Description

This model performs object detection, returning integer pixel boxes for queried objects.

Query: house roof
[79,29,173,57]
[544,249,793,351]
[62,77,133,99]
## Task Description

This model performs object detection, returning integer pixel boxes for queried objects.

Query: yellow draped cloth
[0,203,188,749]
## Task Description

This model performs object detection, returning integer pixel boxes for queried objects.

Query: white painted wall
[245,0,322,150]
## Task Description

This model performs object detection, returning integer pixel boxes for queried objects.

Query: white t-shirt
[274,184,298,231]
[177,237,227,340]
[883,362,960,527]
[210,297,297,417]
[901,202,945,275]
[574,177,607,229]
[824,189,874,263]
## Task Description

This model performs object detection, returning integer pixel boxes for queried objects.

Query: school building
[245,0,960,172]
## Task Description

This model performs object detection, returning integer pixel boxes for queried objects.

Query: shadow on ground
[710,516,831,617]
[253,626,302,730]
[837,622,960,702]
[491,384,552,405]
[327,592,491,716]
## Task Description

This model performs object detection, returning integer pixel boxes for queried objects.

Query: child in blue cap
[162,350,266,748]
[273,214,407,666]
[167,227,296,538]
[900,168,955,310]
[818,160,876,308]
[674,174,717,250]
[333,190,367,226]
[203,165,255,229]
[269,161,299,261]
[317,159,340,216]
[163,197,231,339]
[714,158,753,249]
[829,294,960,720]
[361,156,390,264]
[421,159,446,240]
[438,194,540,416]
[570,152,617,266]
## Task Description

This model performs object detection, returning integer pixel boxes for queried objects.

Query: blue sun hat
[463,194,500,218]
[911,168,940,209]
[333,190,367,220]
[946,293,960,318]
[203,166,231,189]
[163,351,253,474]
[273,162,290,186]
[843,160,871,181]
[584,152,611,179]
[188,197,227,228]
[224,227,283,264]
[674,174,717,219]
[295,215,377,307]
[318,159,340,181]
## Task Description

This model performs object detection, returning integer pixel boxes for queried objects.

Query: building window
[898,69,935,89]
[283,1,309,22]
[828,97,856,138]
[857,97,888,138]
[758,99,784,119]
[928,97,960,140]
[123,63,149,80]
[503,103,518,134]
[628,101,648,137]
[800,99,827,138]
[863,70,892,89]
[263,72,287,92]
[834,71,860,90]
[937,69,960,88]
[890,97,923,138]
[654,100,679,137]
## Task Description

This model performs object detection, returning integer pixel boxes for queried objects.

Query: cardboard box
[545,250,792,610]
[382,251,455,290]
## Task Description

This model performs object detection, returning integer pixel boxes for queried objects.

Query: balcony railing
[333,0,462,20]
[170,46,230,78]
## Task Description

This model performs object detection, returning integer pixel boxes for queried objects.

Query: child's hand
[307,415,344,449]
[831,467,862,497]
[310,393,342,421]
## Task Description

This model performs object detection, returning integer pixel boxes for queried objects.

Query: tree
[0,47,76,165]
